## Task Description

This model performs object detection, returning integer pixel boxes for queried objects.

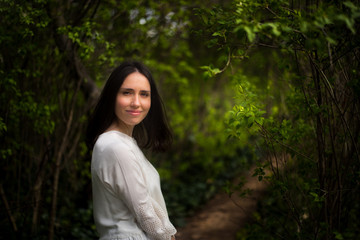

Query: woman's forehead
[121,72,150,90]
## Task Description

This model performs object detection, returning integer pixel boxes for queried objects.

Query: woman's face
[114,72,151,131]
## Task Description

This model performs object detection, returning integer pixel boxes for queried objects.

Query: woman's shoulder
[92,131,140,170]
[95,131,136,152]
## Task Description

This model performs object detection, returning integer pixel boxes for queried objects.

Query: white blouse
[91,131,176,240]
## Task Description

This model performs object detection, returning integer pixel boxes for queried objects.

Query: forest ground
[175,166,269,240]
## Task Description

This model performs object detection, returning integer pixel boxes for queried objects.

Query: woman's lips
[127,110,142,116]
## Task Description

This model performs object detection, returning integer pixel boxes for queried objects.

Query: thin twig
[0,184,17,232]
[308,54,360,162]
[256,121,313,161]
[265,6,279,18]
[219,48,232,74]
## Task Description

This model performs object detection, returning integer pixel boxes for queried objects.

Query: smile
[126,110,142,116]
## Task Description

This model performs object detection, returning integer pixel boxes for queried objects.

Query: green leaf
[337,14,356,34]
[343,1,359,11]
[326,36,337,45]
[212,31,222,37]
[0,117,7,133]
[265,23,281,36]
[244,26,256,42]
[334,231,344,240]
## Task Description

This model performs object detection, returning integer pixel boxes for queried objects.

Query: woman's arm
[103,145,176,240]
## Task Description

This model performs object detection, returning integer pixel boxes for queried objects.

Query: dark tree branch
[0,184,17,233]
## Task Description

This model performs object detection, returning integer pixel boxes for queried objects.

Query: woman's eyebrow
[120,88,150,92]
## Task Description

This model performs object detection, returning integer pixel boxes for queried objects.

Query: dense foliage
[1,0,359,239]
[0,0,245,239]
[199,0,360,239]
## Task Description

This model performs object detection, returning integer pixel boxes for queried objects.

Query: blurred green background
[1,0,359,239]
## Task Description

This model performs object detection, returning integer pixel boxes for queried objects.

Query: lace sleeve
[104,145,176,240]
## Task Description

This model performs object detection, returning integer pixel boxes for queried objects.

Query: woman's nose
[131,94,140,107]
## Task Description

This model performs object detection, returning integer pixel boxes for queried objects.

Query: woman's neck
[106,121,133,137]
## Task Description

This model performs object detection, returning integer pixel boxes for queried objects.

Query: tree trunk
[31,147,50,234]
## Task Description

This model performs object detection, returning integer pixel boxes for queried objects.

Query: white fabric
[91,131,176,240]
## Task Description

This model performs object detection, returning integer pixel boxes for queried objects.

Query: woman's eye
[141,92,150,97]
[122,91,131,95]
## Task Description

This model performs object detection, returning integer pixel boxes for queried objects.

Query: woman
[87,61,177,240]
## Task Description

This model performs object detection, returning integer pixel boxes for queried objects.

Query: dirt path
[175,167,268,240]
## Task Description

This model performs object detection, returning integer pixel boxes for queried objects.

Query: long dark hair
[86,61,172,152]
